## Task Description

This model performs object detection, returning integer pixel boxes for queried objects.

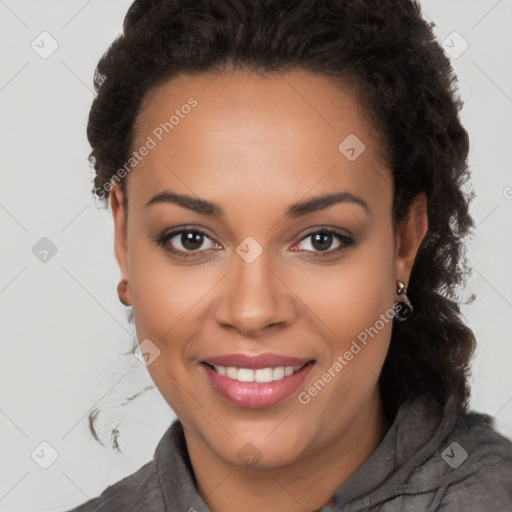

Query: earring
[394,280,413,321]
[117,278,130,306]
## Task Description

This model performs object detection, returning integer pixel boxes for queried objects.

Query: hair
[86,0,485,450]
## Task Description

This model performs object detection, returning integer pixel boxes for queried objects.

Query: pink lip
[201,360,315,409]
[202,352,313,369]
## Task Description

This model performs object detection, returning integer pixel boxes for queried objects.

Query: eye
[155,227,220,258]
[293,227,355,256]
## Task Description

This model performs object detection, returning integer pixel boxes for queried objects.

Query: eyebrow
[145,189,370,217]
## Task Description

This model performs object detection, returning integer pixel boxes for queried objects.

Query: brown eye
[310,232,334,251]
[294,228,355,256]
[179,231,206,251]
[156,228,219,257]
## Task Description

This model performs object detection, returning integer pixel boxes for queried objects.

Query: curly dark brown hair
[86,0,480,448]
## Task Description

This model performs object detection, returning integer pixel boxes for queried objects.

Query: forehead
[126,69,391,213]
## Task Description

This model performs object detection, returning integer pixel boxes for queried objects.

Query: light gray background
[0,1,511,511]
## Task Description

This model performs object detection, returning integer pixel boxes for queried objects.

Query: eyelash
[154,226,355,260]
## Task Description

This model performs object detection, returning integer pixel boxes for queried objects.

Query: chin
[217,431,306,470]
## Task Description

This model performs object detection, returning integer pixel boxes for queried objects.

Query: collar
[323,393,459,510]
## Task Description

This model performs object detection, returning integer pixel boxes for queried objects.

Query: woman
[64,0,512,510]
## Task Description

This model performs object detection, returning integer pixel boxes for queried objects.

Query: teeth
[254,367,273,382]
[226,366,238,379]
[238,368,255,382]
[212,365,302,382]
[272,367,284,380]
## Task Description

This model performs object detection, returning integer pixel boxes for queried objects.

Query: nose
[212,248,297,338]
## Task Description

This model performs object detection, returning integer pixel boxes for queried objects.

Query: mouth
[200,357,316,409]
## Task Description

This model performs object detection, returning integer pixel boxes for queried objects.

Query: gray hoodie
[63,394,512,511]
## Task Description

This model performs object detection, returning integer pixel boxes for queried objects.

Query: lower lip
[201,362,314,409]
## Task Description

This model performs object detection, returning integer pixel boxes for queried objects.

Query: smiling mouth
[201,361,314,383]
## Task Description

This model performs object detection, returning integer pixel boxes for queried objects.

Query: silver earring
[394,280,413,321]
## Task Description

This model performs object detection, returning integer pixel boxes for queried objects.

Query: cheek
[289,231,396,397]
[292,260,395,421]
[126,237,214,411]
[292,234,395,339]
[127,231,212,339]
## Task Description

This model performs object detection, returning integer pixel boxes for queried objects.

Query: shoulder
[60,459,165,512]
[435,410,512,510]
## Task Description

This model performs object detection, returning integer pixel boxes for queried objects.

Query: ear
[394,192,428,287]
[110,180,132,304]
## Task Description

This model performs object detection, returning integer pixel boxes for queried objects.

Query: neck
[184,390,390,512]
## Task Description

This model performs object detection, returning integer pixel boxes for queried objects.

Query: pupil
[182,231,203,250]
[312,232,332,251]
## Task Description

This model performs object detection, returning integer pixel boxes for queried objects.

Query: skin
[109,69,428,512]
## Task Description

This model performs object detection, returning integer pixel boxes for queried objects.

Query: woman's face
[110,70,427,469]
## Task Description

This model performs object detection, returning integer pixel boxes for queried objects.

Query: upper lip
[202,353,314,369]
